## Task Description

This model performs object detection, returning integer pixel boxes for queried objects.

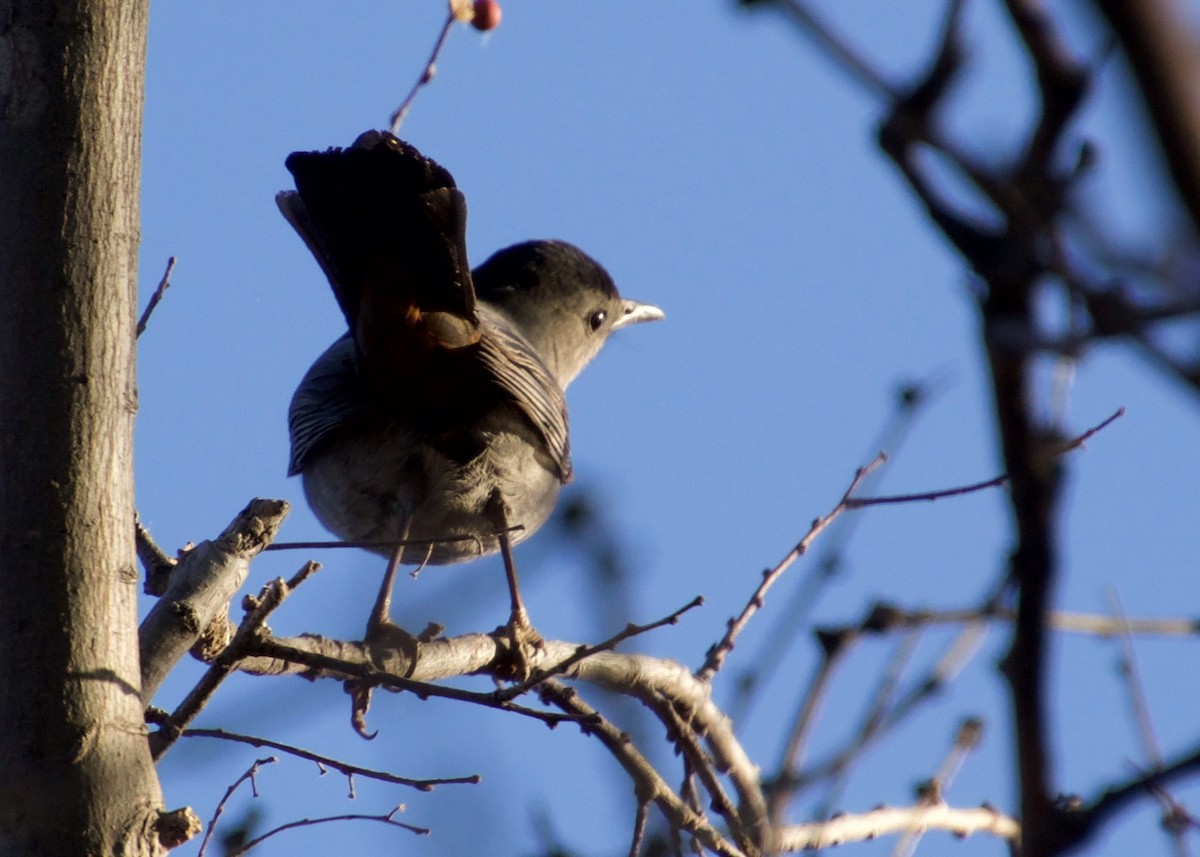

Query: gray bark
[0,1,166,854]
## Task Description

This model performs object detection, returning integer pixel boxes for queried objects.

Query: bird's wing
[287,334,370,476]
[477,304,573,483]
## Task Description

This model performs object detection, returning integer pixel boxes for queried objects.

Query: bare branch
[150,567,315,759]
[230,630,769,850]
[1064,738,1200,849]
[755,0,899,100]
[138,498,291,702]
[654,693,750,852]
[728,372,950,725]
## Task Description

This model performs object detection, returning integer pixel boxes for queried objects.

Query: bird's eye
[589,309,607,331]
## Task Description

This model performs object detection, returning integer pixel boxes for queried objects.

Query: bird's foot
[349,618,423,739]
[365,617,421,668]
[499,610,545,681]
[346,680,379,740]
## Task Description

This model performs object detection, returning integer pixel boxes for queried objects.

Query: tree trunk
[0,1,165,855]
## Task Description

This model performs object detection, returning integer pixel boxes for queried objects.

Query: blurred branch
[767,602,988,805]
[892,717,985,857]
[774,801,1018,850]
[738,1,1183,850]
[1107,591,1191,856]
[1090,0,1200,232]
[748,0,1200,397]
[1063,738,1200,849]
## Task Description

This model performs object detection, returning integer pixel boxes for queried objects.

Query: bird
[277,130,662,668]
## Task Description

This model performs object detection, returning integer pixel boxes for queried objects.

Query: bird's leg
[487,489,543,678]
[365,517,420,653]
[350,520,424,739]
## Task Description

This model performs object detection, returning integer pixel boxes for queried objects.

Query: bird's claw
[500,612,545,681]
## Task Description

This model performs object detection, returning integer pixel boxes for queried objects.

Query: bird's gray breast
[289,336,563,564]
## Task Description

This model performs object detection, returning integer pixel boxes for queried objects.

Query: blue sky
[136,3,1200,855]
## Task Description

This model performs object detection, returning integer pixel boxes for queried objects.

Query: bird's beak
[613,299,665,330]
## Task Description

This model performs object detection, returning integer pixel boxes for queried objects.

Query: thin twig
[263,526,522,552]
[846,408,1123,508]
[1075,739,1200,845]
[197,756,277,857]
[772,615,988,797]
[627,800,651,857]
[229,805,427,856]
[767,641,846,825]
[812,629,922,823]
[729,371,951,725]
[177,727,480,792]
[389,11,456,132]
[496,595,704,701]
[696,453,887,682]
[771,0,898,99]
[1108,590,1162,766]
[1106,590,1190,856]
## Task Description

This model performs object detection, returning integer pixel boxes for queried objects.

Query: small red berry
[471,0,501,31]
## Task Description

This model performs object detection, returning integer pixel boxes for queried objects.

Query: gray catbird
[277,131,662,655]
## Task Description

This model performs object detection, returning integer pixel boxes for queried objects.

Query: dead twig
[136,255,176,337]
